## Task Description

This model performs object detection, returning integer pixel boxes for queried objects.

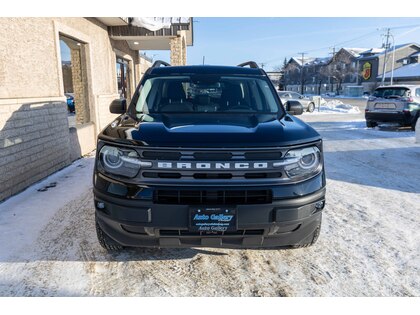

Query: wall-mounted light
[134,41,139,45]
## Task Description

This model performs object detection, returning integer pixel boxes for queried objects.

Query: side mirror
[285,100,304,116]
[299,95,304,99]
[109,98,126,114]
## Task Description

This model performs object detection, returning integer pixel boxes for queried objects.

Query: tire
[291,220,321,249]
[366,120,377,128]
[411,114,419,131]
[96,220,124,251]
[307,102,315,113]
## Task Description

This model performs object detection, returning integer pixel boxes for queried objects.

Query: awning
[129,17,190,31]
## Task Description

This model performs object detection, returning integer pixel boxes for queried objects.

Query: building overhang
[96,17,129,26]
[108,18,193,51]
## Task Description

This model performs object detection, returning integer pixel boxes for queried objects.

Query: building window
[59,35,90,127]
[116,57,129,99]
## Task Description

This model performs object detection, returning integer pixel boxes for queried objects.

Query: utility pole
[381,28,391,85]
[390,34,396,85]
[330,47,336,60]
[202,56,205,65]
[298,52,306,94]
[329,47,336,93]
[356,59,360,85]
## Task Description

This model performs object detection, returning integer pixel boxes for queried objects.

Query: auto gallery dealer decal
[362,62,372,80]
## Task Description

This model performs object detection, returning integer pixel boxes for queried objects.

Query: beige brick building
[0,17,194,201]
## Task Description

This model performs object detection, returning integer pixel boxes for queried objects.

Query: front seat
[160,81,192,112]
[220,84,245,109]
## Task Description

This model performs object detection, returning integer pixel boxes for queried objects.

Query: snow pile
[308,99,361,114]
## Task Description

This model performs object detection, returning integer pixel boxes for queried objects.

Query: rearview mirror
[109,98,127,114]
[285,100,303,116]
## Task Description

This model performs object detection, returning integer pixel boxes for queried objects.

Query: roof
[290,57,315,66]
[379,63,420,79]
[362,43,420,59]
[360,48,385,55]
[342,47,370,57]
[149,65,265,76]
[306,57,331,66]
[375,84,418,88]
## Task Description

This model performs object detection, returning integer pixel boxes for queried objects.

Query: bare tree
[325,51,357,95]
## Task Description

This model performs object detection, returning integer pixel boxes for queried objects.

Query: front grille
[193,152,233,160]
[159,229,265,236]
[193,173,233,179]
[143,172,182,179]
[139,148,289,161]
[136,147,296,182]
[154,189,272,205]
[244,172,282,179]
[142,151,181,160]
[244,151,283,160]
[142,171,283,180]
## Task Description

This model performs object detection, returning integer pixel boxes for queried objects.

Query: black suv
[93,61,326,250]
[365,85,420,130]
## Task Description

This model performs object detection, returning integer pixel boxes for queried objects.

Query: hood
[100,113,320,148]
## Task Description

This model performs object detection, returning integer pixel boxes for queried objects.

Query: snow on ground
[0,115,419,296]
[304,99,361,115]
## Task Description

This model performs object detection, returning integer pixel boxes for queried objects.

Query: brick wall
[0,17,153,202]
[170,31,187,66]
[0,100,70,201]
[70,48,90,125]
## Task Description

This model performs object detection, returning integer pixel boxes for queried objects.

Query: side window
[415,88,420,97]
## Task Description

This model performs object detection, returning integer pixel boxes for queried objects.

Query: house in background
[358,43,420,92]
[380,63,420,86]
[265,71,283,90]
[282,43,420,96]
[282,56,315,93]
[0,17,194,201]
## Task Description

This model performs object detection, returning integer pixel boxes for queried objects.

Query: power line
[305,30,379,54]
[263,23,420,67]
[262,29,380,65]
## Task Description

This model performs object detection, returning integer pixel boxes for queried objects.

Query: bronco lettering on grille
[156,162,269,170]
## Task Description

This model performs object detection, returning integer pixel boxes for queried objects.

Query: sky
[143,17,420,71]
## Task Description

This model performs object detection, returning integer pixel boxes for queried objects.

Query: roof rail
[237,61,259,69]
[151,60,171,68]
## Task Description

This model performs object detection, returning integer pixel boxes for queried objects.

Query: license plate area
[375,103,396,109]
[190,207,237,232]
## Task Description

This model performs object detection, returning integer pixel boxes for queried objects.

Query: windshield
[373,87,410,98]
[134,75,281,115]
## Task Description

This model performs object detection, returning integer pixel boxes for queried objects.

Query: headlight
[280,146,322,180]
[98,145,150,178]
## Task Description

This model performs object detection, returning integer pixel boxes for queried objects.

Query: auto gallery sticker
[191,208,235,232]
[362,62,372,80]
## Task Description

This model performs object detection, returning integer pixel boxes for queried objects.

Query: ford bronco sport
[93,61,326,250]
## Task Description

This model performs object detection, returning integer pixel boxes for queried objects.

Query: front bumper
[93,175,326,248]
